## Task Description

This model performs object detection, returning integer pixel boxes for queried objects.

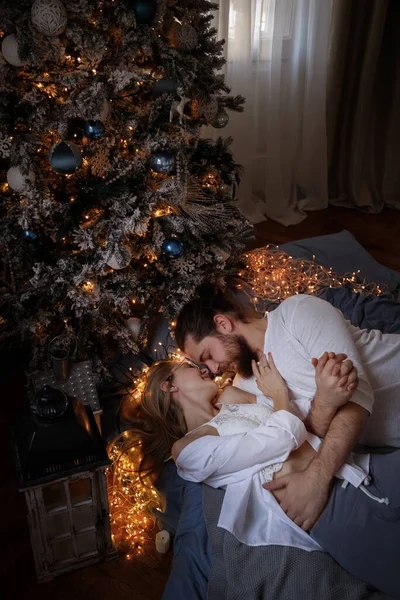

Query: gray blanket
[203,485,393,600]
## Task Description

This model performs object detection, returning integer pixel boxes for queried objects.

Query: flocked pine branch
[0,0,251,370]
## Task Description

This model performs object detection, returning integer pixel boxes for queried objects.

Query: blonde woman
[119,353,400,597]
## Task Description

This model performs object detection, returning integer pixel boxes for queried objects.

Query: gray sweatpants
[310,450,400,597]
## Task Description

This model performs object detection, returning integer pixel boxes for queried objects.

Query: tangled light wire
[238,245,387,310]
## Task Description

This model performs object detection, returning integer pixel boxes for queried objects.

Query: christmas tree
[0,0,250,369]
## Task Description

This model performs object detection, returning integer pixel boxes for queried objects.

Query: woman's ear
[214,313,234,333]
[160,382,179,393]
[160,381,169,393]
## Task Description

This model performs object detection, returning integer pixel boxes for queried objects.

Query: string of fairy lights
[107,246,391,557]
[240,245,387,308]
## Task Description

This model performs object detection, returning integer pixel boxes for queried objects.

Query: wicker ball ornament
[31,0,67,37]
[168,22,198,51]
[191,97,219,122]
[201,98,219,122]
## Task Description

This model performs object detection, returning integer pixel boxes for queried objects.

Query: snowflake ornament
[91,145,111,178]
[0,133,12,159]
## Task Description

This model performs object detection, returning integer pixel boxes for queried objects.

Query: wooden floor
[251,206,400,273]
[1,206,399,600]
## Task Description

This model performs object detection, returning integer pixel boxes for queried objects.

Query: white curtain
[206,0,332,225]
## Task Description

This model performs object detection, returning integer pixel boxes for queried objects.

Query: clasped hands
[252,351,358,531]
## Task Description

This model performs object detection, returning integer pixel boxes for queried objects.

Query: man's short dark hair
[174,283,258,351]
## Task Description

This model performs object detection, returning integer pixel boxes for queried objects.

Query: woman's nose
[200,367,210,379]
[207,360,219,375]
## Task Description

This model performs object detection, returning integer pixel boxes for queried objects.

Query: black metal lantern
[12,386,117,582]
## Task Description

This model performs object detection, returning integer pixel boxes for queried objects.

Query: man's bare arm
[304,395,337,438]
[309,401,369,477]
[264,401,369,530]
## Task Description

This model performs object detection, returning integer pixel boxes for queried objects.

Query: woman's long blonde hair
[111,360,188,484]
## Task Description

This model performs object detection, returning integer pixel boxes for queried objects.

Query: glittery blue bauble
[132,0,157,24]
[150,151,175,174]
[162,237,184,259]
[24,229,38,240]
[212,110,229,129]
[152,77,178,98]
[84,120,105,140]
[49,141,82,174]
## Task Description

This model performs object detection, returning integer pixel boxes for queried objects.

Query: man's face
[184,333,258,378]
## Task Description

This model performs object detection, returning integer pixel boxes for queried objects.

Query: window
[226,0,296,62]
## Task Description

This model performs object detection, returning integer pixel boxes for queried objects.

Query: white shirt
[235,294,400,451]
[176,403,369,551]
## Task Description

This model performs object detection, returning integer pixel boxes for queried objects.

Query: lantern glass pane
[51,537,74,563]
[76,530,97,556]
[47,510,70,539]
[42,482,67,512]
[73,504,94,532]
[69,477,92,505]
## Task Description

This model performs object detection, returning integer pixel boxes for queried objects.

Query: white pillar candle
[155,530,170,554]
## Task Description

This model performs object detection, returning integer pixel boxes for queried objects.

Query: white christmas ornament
[126,317,142,340]
[31,0,67,37]
[1,34,26,67]
[7,166,36,192]
[105,244,132,270]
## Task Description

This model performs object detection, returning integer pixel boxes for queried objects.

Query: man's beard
[218,334,258,379]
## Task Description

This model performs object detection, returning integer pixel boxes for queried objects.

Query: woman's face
[171,362,218,399]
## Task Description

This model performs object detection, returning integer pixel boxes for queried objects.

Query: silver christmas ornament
[31,0,67,37]
[7,166,36,192]
[212,110,229,129]
[1,34,26,67]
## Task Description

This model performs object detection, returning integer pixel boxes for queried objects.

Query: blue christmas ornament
[49,141,82,174]
[24,229,38,240]
[132,0,157,24]
[152,77,178,98]
[150,151,175,174]
[162,237,184,259]
[84,120,105,140]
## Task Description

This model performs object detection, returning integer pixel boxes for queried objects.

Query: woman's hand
[252,353,290,411]
[312,351,358,410]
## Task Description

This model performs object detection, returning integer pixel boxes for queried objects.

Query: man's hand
[263,463,332,531]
